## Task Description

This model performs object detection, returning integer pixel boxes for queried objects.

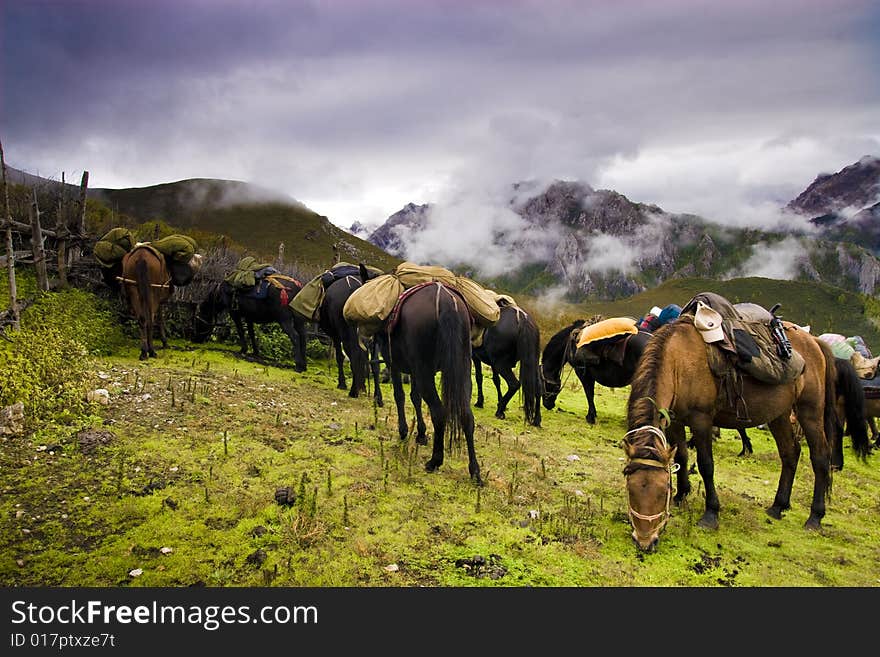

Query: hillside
[87,178,402,273]
[3,317,880,587]
[364,179,880,301]
[515,276,880,352]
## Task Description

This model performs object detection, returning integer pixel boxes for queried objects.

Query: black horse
[541,319,652,425]
[192,276,308,372]
[543,318,756,456]
[473,304,542,427]
[319,270,383,406]
[373,281,481,484]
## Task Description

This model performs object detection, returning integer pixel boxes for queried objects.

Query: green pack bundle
[93,227,134,268]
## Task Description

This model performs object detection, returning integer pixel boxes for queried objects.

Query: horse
[119,245,172,360]
[622,316,870,552]
[192,276,308,372]
[540,318,653,425]
[472,304,542,427]
[842,366,880,449]
[373,281,481,484]
[542,317,755,456]
[320,270,383,406]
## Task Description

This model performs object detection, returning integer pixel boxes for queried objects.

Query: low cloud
[733,236,809,280]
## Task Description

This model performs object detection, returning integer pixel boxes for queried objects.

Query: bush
[0,287,127,430]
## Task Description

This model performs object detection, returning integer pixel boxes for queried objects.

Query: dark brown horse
[192,276,308,372]
[473,304,542,427]
[320,270,383,406]
[622,317,870,551]
[374,282,481,484]
[120,245,172,360]
[541,318,652,425]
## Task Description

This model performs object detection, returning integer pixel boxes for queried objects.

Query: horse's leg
[690,414,720,529]
[473,356,484,408]
[137,315,149,360]
[232,314,248,354]
[247,320,259,357]
[738,427,753,457]
[495,365,520,420]
[793,403,832,530]
[765,413,800,521]
[293,316,308,373]
[410,384,428,445]
[421,379,445,473]
[583,375,597,424]
[667,422,691,505]
[391,370,408,441]
[369,342,384,408]
[463,401,481,485]
[333,337,347,390]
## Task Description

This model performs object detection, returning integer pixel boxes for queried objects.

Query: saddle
[384,281,472,337]
[241,273,302,306]
[680,292,806,421]
[574,317,638,366]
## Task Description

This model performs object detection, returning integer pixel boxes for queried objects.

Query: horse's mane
[542,319,585,374]
[626,320,683,431]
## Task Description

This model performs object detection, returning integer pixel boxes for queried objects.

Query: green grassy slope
[516,276,880,349]
[3,338,880,587]
[89,179,401,273]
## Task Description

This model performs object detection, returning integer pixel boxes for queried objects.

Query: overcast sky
[2,0,879,231]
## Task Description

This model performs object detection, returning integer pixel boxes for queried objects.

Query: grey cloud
[2,0,879,232]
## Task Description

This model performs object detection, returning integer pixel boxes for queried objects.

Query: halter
[623,425,680,535]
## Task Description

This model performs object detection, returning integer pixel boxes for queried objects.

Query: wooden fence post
[30,189,49,291]
[0,139,20,329]
[56,171,68,287]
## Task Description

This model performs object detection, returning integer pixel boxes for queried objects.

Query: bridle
[623,425,680,536]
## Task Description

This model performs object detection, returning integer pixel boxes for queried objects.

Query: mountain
[785,156,880,254]
[3,167,401,276]
[787,155,880,217]
[364,179,880,300]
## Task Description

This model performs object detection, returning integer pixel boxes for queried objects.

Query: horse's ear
[359,263,369,282]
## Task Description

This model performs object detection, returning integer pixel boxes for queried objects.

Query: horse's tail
[518,311,542,427]
[135,255,152,332]
[439,293,473,448]
[835,356,870,461]
[813,336,842,481]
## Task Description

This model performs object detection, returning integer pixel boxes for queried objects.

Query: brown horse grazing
[120,245,172,360]
[374,282,481,484]
[622,317,870,552]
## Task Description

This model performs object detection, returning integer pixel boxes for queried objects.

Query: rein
[623,425,680,529]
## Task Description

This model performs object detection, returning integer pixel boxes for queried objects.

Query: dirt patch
[76,429,115,455]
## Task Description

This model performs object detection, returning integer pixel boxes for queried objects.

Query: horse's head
[622,425,678,552]
[540,320,585,409]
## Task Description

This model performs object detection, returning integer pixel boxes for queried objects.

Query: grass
[2,335,879,587]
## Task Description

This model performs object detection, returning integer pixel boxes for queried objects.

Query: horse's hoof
[766,506,784,520]
[586,415,596,425]
[375,400,384,408]
[416,435,428,446]
[697,513,719,530]
[149,351,158,358]
[139,353,148,361]
[495,411,505,420]
[348,390,358,398]
[338,383,347,390]
[804,516,822,531]
[425,459,441,472]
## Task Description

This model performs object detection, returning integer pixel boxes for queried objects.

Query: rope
[623,424,680,535]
